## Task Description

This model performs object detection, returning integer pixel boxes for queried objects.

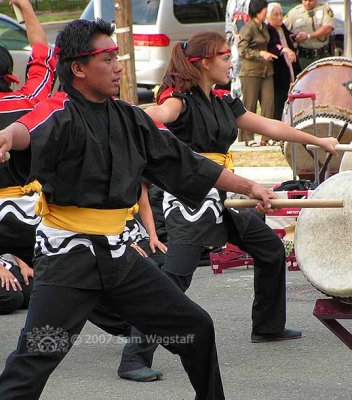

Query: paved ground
[1,266,351,400]
[230,139,294,187]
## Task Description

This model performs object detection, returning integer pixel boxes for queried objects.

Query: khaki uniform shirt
[284,2,335,49]
[238,20,274,77]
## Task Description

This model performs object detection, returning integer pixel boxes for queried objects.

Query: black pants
[273,79,290,121]
[119,212,286,371]
[0,216,37,267]
[0,257,224,400]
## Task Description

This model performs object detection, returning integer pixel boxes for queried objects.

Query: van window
[174,0,227,24]
[132,0,160,25]
[81,0,160,25]
[0,19,28,50]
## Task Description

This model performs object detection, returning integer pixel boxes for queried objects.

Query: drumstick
[306,144,352,152]
[224,199,344,208]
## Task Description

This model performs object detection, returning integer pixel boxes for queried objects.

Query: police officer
[284,0,334,70]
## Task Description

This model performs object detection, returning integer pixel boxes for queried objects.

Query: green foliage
[0,0,88,16]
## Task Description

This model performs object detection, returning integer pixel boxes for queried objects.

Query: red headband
[0,74,20,85]
[54,45,119,60]
[186,49,231,63]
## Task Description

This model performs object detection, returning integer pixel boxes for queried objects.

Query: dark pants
[0,216,37,267]
[0,257,224,400]
[0,265,33,315]
[119,212,286,372]
[273,80,290,121]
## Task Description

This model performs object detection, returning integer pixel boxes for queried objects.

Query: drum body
[295,171,352,303]
[283,57,352,178]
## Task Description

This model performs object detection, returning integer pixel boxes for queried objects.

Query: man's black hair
[0,45,14,92]
[248,0,268,18]
[55,19,115,88]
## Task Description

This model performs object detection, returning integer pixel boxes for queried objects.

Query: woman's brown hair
[157,31,227,102]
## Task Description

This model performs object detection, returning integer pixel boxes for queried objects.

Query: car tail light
[133,34,170,47]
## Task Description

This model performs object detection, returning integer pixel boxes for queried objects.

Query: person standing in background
[237,0,277,146]
[225,0,250,98]
[0,0,56,314]
[267,2,301,121]
[284,0,334,70]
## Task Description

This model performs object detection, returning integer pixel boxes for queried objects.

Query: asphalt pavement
[1,266,351,400]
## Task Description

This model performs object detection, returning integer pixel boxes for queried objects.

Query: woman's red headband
[186,48,231,63]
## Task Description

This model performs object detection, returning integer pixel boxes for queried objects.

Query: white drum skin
[339,141,352,173]
[295,171,352,302]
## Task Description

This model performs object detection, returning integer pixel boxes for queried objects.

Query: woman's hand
[317,137,339,155]
[17,258,33,285]
[281,47,296,63]
[130,242,148,258]
[0,264,22,291]
[149,236,167,254]
[259,51,278,61]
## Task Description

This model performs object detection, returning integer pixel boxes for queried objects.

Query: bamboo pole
[224,199,344,208]
[306,144,352,152]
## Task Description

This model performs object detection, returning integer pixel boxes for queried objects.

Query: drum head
[295,171,352,302]
[339,141,352,172]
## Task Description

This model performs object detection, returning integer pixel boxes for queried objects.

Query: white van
[80,0,227,90]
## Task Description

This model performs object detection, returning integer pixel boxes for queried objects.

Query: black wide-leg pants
[119,212,286,371]
[0,257,224,400]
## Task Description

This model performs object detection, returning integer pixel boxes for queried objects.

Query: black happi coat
[17,88,223,289]
[158,86,249,246]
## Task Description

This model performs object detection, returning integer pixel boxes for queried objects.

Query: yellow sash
[126,203,139,221]
[0,180,42,199]
[200,152,234,172]
[34,188,128,235]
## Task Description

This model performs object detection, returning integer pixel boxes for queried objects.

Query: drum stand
[313,299,352,350]
[288,92,318,182]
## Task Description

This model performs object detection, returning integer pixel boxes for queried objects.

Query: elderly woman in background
[267,2,301,121]
[237,0,277,147]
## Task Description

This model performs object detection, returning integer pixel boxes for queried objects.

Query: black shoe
[251,328,302,343]
[118,367,163,382]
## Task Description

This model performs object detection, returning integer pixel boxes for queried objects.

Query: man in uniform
[284,0,335,69]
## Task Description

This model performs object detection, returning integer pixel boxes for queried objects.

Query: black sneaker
[118,367,163,382]
[251,328,302,343]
